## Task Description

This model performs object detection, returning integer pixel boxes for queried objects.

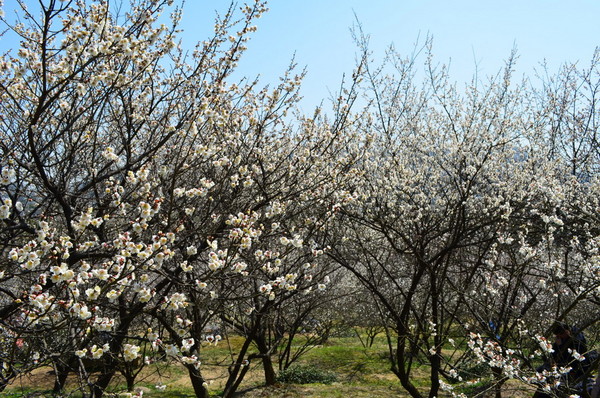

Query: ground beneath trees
[2,367,534,397]
[0,335,537,398]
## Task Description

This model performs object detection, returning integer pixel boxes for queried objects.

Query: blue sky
[2,1,599,111]
[180,0,600,111]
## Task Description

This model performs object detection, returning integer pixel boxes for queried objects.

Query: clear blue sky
[180,0,600,110]
[2,1,599,111]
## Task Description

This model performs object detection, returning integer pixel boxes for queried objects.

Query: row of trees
[328,36,600,397]
[1,1,599,397]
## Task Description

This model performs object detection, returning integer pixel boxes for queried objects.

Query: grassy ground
[0,334,534,397]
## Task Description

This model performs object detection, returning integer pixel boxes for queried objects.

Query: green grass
[0,335,402,397]
[277,365,337,384]
[0,332,533,397]
[0,389,39,398]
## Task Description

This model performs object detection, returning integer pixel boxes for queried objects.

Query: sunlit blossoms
[1,0,599,397]
[123,344,141,362]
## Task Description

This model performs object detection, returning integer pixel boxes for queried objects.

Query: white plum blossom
[93,317,115,331]
[1,167,16,184]
[181,338,195,352]
[186,245,197,256]
[0,198,11,219]
[123,344,141,362]
[75,349,88,358]
[164,344,180,357]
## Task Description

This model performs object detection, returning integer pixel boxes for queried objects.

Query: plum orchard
[1,1,600,398]
[0,1,367,397]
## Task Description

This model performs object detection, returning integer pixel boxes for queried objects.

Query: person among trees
[533,322,591,398]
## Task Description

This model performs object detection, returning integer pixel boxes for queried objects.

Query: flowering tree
[329,36,600,398]
[0,0,368,396]
[455,54,600,398]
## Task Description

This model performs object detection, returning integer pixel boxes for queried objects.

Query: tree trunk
[187,366,209,398]
[255,337,276,385]
[125,375,135,392]
[491,367,505,398]
[52,360,70,393]
[428,271,441,398]
[392,319,424,398]
[262,355,277,386]
[223,335,253,397]
[91,369,115,398]
[89,299,138,397]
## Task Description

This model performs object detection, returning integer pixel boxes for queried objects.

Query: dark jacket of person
[551,324,588,381]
